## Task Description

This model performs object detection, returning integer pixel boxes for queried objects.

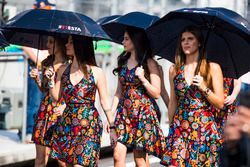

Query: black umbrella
[147,7,250,78]
[2,9,111,49]
[97,15,121,25]
[100,12,159,44]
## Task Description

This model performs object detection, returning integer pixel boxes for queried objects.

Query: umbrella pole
[195,17,215,75]
[36,35,41,68]
[139,51,147,67]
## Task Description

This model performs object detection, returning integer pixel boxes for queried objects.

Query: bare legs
[113,142,127,167]
[113,142,148,167]
[133,150,147,167]
[35,144,66,167]
[35,145,50,167]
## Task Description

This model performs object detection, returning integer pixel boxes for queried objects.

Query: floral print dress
[114,64,166,158]
[212,78,239,139]
[32,68,60,147]
[161,65,222,167]
[50,65,102,166]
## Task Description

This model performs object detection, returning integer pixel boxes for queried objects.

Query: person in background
[21,47,47,143]
[33,0,56,10]
[159,65,170,108]
[30,36,68,167]
[158,64,170,122]
[20,0,56,144]
[161,25,224,166]
[221,82,250,167]
[110,26,166,167]
[212,78,241,140]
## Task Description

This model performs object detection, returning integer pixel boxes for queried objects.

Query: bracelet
[203,87,212,97]
[109,126,116,129]
[48,81,55,88]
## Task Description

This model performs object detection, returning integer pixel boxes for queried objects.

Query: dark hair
[175,25,212,87]
[72,35,97,77]
[113,26,153,79]
[41,36,68,93]
[42,36,68,67]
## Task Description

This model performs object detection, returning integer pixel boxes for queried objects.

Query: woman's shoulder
[169,64,177,73]
[208,62,222,71]
[89,65,104,78]
[169,64,177,78]
[147,58,158,66]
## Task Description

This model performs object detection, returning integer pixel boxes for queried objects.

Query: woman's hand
[44,66,55,81]
[53,103,66,116]
[110,128,117,148]
[192,73,206,91]
[30,68,40,79]
[104,122,110,133]
[135,66,147,83]
[224,95,236,106]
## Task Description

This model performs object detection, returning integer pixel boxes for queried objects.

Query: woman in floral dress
[45,35,114,167]
[212,78,241,139]
[161,25,224,167]
[110,26,166,167]
[31,36,68,167]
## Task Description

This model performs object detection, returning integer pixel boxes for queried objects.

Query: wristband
[48,81,55,88]
[203,87,212,97]
[109,126,116,129]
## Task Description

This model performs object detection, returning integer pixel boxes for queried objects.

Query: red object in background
[33,0,56,10]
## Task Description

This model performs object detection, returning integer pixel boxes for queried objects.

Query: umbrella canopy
[147,7,250,79]
[97,15,121,25]
[100,12,159,44]
[2,9,111,49]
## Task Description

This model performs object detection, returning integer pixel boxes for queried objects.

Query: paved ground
[0,123,169,167]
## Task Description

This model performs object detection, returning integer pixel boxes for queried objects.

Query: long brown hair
[41,36,68,92]
[175,25,212,87]
[113,26,153,80]
[72,35,97,78]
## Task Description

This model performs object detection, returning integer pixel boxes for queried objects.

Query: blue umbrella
[97,15,121,25]
[100,12,159,44]
[147,7,250,78]
[2,9,111,49]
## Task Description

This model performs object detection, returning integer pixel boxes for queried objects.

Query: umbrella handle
[36,35,41,68]
[195,16,215,75]
[139,51,147,67]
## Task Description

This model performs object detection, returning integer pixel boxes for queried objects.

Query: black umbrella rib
[74,12,86,36]
[50,10,56,32]
[213,30,239,78]
[215,23,250,42]
[195,15,216,75]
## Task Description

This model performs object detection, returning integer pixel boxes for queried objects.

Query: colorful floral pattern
[161,65,222,167]
[50,65,102,167]
[211,78,239,139]
[32,69,60,147]
[114,65,166,158]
